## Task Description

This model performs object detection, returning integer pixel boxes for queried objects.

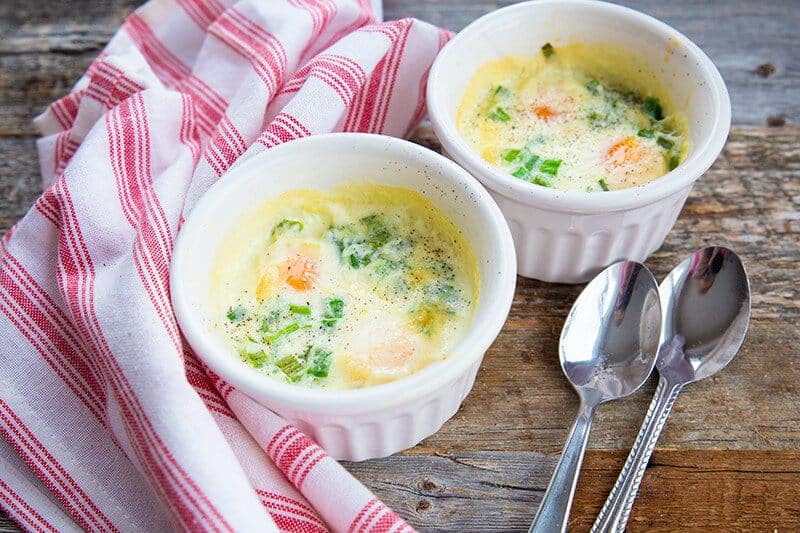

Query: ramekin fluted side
[266,359,482,461]
[490,186,692,283]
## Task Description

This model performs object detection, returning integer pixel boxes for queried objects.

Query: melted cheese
[209,182,479,389]
[457,42,689,191]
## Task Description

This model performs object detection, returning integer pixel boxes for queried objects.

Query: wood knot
[415,500,431,512]
[754,63,776,78]
[766,114,786,127]
[420,478,437,491]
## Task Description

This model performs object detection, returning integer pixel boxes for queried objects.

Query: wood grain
[345,450,800,532]
[0,0,798,531]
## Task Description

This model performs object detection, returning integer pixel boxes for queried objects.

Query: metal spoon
[529,261,661,533]
[591,247,751,533]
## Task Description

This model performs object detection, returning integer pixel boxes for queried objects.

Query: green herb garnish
[360,214,390,249]
[227,306,247,323]
[493,85,511,97]
[263,322,301,343]
[539,159,562,175]
[322,298,344,328]
[348,254,362,268]
[524,155,541,170]
[511,167,530,180]
[637,129,655,138]
[501,149,521,162]
[306,347,332,378]
[532,176,552,187]
[328,215,396,270]
[541,42,554,59]
[598,178,610,191]
[586,79,600,95]
[669,154,680,170]
[275,355,304,381]
[488,106,511,122]
[642,96,663,120]
[246,351,269,367]
[327,298,344,317]
[271,219,303,238]
[289,304,311,315]
[656,136,674,149]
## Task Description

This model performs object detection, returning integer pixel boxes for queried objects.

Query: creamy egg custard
[457,42,689,191]
[210,183,479,389]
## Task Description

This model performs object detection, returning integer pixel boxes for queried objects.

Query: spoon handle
[591,376,684,533]
[529,401,596,533]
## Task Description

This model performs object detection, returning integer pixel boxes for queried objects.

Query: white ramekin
[427,0,731,283]
[171,133,516,461]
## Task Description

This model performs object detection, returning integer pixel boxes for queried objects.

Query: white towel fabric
[0,0,450,530]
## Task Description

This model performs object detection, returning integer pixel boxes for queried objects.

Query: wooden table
[1,0,797,530]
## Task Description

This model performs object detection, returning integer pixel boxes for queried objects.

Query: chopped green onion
[326,298,344,317]
[493,85,511,97]
[306,348,332,378]
[264,322,300,343]
[541,42,554,59]
[271,219,303,238]
[246,351,269,367]
[275,355,304,381]
[511,167,530,180]
[488,106,511,122]
[289,304,311,315]
[322,298,344,329]
[226,306,247,323]
[642,96,664,121]
[669,154,680,170]
[348,254,362,268]
[539,159,562,175]
[598,178,610,191]
[501,149,521,162]
[524,155,540,170]
[586,79,600,95]
[279,322,301,336]
[532,176,552,187]
[656,136,674,149]
[637,129,655,138]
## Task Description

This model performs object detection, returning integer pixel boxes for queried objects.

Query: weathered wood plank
[0,137,41,233]
[0,51,102,136]
[345,449,800,532]
[0,0,137,136]
[0,0,139,29]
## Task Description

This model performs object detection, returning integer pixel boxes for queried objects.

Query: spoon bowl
[560,261,662,401]
[658,246,751,383]
[529,261,661,533]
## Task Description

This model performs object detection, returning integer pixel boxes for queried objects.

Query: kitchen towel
[0,0,451,530]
